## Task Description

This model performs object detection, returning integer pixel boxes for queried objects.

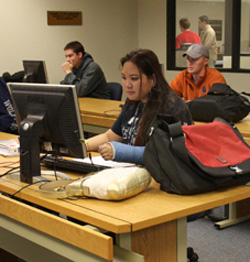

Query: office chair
[107,82,123,101]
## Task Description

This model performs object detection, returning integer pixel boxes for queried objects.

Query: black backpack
[187,83,250,123]
[144,114,250,195]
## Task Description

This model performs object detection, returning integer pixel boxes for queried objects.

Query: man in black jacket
[60,41,110,99]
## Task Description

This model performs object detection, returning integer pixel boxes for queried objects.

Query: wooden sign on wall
[47,11,82,25]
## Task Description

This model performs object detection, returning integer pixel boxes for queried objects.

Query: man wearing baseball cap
[170,44,226,101]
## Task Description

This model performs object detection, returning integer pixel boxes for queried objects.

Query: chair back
[107,82,122,101]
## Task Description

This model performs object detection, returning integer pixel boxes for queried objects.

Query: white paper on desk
[73,156,135,168]
[0,148,19,157]
[0,139,20,157]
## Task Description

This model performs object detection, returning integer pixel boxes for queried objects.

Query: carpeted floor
[187,218,250,262]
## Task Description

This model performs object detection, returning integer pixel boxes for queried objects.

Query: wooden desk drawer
[0,194,113,261]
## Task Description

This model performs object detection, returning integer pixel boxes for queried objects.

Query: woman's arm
[98,142,145,165]
[86,129,123,152]
[109,142,145,165]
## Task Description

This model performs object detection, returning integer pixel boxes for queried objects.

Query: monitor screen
[23,60,49,83]
[8,82,87,184]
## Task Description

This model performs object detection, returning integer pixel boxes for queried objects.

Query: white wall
[0,0,138,84]
[1,0,250,93]
[138,0,167,65]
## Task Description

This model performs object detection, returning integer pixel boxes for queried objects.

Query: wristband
[84,139,89,151]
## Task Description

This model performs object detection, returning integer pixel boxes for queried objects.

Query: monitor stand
[19,116,44,184]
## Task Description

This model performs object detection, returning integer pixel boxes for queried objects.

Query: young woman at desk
[86,49,192,164]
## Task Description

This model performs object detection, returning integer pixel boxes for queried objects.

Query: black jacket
[0,78,18,134]
[61,52,110,99]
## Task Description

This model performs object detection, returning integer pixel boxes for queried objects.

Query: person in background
[176,18,201,49]
[170,44,226,102]
[198,15,217,68]
[0,77,18,134]
[86,49,192,165]
[60,41,110,99]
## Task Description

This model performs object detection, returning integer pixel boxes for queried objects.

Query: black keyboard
[42,156,110,174]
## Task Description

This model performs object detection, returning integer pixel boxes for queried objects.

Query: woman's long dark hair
[120,49,180,146]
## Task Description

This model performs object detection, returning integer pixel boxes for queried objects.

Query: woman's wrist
[84,139,89,151]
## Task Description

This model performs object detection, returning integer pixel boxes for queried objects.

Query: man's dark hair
[199,15,209,24]
[64,41,85,55]
[179,18,190,30]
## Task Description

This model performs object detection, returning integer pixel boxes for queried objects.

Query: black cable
[53,155,59,180]
[41,152,58,180]
[0,160,19,168]
[40,152,49,161]
[10,180,50,198]
[0,166,20,178]
[88,152,93,164]
[88,152,103,171]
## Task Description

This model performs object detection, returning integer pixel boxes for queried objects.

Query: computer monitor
[23,60,49,83]
[180,43,193,50]
[8,82,87,184]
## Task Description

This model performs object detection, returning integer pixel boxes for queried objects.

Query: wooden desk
[1,134,250,261]
[1,167,250,262]
[234,115,250,145]
[79,97,123,133]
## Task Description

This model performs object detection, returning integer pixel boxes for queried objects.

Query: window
[167,0,250,72]
[240,0,250,69]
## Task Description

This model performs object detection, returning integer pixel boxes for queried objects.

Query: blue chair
[107,82,123,101]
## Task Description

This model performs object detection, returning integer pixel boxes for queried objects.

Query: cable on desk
[88,152,93,164]
[87,152,105,171]
[41,152,59,180]
[0,166,20,178]
[10,180,50,198]
[0,160,20,168]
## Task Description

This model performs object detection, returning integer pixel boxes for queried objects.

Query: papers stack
[0,139,20,156]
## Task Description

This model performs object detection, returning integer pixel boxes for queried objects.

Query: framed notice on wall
[209,20,222,41]
[198,19,222,41]
[47,11,82,25]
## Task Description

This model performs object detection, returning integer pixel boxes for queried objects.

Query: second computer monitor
[23,60,49,83]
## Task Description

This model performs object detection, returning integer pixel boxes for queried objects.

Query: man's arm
[60,63,105,97]
[170,74,184,98]
[176,35,181,49]
[60,72,77,85]
[75,64,105,97]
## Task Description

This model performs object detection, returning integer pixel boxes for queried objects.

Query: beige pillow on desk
[40,167,152,201]
[80,167,152,200]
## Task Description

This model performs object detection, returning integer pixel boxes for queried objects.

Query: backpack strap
[167,121,192,166]
[241,91,250,97]
[240,92,250,109]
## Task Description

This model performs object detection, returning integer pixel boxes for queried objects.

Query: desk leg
[117,218,187,262]
[215,202,250,229]
[177,217,187,262]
